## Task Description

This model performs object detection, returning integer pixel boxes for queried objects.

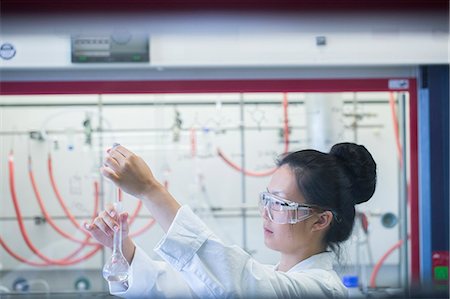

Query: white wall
[0,11,448,69]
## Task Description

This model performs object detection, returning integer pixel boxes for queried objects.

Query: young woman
[85,142,377,298]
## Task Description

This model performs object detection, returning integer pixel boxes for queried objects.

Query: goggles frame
[259,191,327,224]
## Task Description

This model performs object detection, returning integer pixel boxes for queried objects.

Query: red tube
[48,152,153,243]
[8,151,101,265]
[217,92,290,177]
[3,152,154,266]
[190,127,197,158]
[116,191,153,234]
[48,154,145,233]
[129,218,156,238]
[28,156,99,245]
[48,154,90,235]
[389,92,403,167]
[217,149,278,177]
[369,238,408,288]
[0,236,48,267]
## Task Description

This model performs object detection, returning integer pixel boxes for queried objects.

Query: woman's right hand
[101,144,181,233]
[101,144,161,199]
[84,203,129,249]
[84,204,136,264]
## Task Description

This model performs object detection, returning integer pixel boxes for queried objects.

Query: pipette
[102,187,130,282]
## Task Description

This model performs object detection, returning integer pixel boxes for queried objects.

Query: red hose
[48,154,89,235]
[389,92,403,167]
[369,238,408,288]
[129,218,156,238]
[3,152,155,266]
[217,92,290,177]
[8,151,102,265]
[116,190,155,237]
[190,127,197,158]
[28,156,99,245]
[0,237,48,267]
[48,152,154,244]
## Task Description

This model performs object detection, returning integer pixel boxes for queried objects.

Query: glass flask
[102,195,130,283]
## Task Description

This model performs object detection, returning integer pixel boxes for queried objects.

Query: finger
[106,145,120,154]
[82,221,92,231]
[104,155,120,171]
[105,203,116,217]
[94,216,114,236]
[84,222,108,245]
[109,150,126,165]
[100,166,120,183]
[109,145,127,159]
[114,145,133,158]
[101,210,120,232]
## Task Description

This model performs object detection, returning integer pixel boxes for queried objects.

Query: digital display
[71,34,149,63]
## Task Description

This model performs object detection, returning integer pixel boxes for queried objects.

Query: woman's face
[262,164,316,254]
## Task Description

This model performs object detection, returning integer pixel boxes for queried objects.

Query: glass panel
[0,91,407,295]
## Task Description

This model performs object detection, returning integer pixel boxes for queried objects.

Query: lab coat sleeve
[109,245,197,298]
[155,205,346,298]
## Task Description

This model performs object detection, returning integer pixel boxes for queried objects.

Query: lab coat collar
[275,251,335,272]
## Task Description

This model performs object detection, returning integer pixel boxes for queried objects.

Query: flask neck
[112,227,123,255]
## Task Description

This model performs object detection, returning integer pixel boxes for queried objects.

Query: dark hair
[277,142,377,253]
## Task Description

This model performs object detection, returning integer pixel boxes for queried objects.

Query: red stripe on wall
[1,79,414,95]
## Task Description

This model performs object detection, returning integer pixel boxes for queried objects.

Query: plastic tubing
[217,92,290,177]
[8,151,102,265]
[48,154,90,235]
[369,238,408,288]
[389,92,403,167]
[0,237,48,267]
[4,152,154,266]
[117,188,155,238]
[190,127,197,158]
[48,154,148,234]
[129,217,156,238]
[45,153,152,240]
[28,155,100,245]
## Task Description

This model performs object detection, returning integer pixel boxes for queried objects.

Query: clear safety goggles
[259,191,321,224]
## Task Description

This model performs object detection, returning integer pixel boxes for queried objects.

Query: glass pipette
[102,187,130,282]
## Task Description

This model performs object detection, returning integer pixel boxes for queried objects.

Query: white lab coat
[110,205,348,298]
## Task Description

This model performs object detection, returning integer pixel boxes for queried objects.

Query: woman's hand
[84,203,129,248]
[101,144,161,199]
[100,144,181,232]
[84,203,136,264]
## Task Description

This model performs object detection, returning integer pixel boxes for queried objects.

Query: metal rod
[0,100,305,107]
[0,99,391,108]
[97,94,107,292]
[352,92,359,143]
[0,125,309,136]
[239,93,248,251]
[0,214,262,221]
[399,92,410,294]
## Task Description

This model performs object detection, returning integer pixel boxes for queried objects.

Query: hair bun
[330,142,377,205]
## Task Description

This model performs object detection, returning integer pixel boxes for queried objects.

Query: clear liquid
[106,274,128,282]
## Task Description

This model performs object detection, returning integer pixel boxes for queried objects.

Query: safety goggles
[259,191,322,224]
